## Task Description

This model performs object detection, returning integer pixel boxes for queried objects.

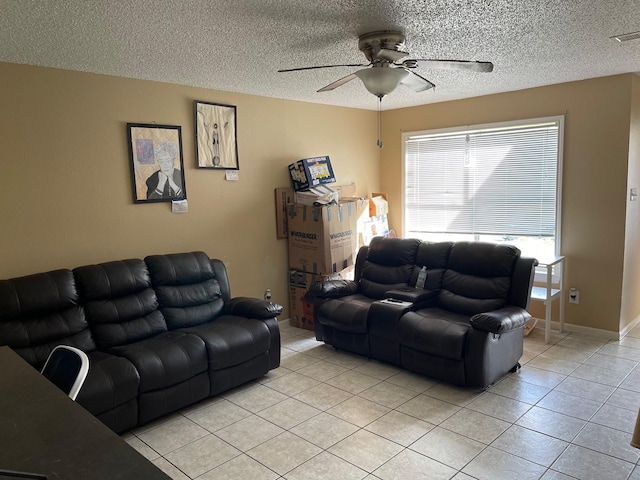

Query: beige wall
[381,75,635,334]
[3,61,638,335]
[0,62,380,318]
[621,74,640,333]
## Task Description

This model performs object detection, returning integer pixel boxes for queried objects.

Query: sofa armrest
[224,297,283,319]
[470,306,531,334]
[307,279,359,299]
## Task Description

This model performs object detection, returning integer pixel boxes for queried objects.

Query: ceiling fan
[278,30,494,99]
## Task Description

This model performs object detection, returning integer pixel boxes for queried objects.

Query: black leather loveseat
[308,237,537,388]
[0,251,282,433]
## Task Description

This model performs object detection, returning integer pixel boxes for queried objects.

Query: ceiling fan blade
[317,73,358,92]
[406,59,494,73]
[278,63,368,73]
[376,48,409,62]
[400,70,436,92]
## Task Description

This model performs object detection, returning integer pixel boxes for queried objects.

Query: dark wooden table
[0,346,170,479]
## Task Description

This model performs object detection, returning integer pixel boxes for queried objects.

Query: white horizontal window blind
[404,117,562,255]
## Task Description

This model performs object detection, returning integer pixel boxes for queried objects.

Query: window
[403,116,563,260]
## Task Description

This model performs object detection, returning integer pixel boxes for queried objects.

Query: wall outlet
[569,288,579,304]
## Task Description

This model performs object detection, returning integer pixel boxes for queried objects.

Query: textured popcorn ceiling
[1,0,640,110]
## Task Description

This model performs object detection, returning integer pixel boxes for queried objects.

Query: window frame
[401,115,565,260]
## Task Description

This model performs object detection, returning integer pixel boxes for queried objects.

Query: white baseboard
[620,314,640,338]
[542,319,621,341]
[560,323,620,341]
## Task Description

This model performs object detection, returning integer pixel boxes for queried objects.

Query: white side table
[530,256,565,344]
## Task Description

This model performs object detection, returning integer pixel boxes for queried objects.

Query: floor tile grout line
[282,369,515,476]
[548,360,640,468]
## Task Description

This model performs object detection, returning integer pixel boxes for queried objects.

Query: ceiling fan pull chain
[377,97,383,148]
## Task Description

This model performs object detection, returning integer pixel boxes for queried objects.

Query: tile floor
[122,320,640,480]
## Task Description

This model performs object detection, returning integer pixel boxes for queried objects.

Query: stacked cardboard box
[277,156,390,330]
[294,185,339,206]
[288,156,336,191]
[358,194,390,249]
[286,199,360,330]
[287,201,360,274]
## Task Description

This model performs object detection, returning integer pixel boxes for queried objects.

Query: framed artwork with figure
[127,123,187,204]
[194,101,239,170]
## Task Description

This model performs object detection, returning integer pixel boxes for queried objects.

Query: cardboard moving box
[294,185,339,206]
[288,156,336,191]
[369,193,389,217]
[287,200,360,274]
[333,184,357,199]
[289,282,317,331]
[275,187,294,239]
[275,184,359,239]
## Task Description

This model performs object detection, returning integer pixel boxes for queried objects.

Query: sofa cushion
[181,316,271,371]
[413,241,453,290]
[146,252,225,329]
[359,237,420,299]
[74,260,168,349]
[359,265,414,299]
[316,294,374,333]
[146,251,213,286]
[108,331,208,393]
[415,241,454,270]
[438,242,519,315]
[367,237,421,266]
[447,242,520,277]
[0,269,96,368]
[438,288,509,317]
[397,309,470,360]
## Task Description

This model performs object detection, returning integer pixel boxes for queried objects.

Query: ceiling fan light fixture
[355,67,409,98]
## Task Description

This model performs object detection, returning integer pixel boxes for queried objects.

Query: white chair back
[41,345,89,401]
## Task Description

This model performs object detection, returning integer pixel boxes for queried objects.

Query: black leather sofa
[0,251,282,433]
[308,237,537,388]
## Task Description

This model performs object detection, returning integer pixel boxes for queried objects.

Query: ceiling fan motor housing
[358,31,406,62]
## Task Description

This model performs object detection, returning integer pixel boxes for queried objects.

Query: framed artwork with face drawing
[126,123,186,203]
[194,101,239,170]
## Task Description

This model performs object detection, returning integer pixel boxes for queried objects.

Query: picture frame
[194,101,239,170]
[127,123,186,204]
